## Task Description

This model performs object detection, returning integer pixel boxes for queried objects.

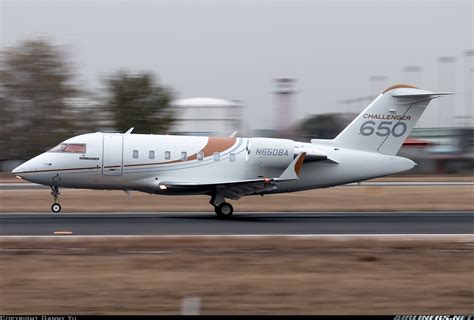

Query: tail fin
[333,84,452,155]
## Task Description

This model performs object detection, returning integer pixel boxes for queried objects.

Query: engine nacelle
[294,144,328,162]
[246,138,294,168]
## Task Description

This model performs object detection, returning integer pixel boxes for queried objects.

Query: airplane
[12,84,451,217]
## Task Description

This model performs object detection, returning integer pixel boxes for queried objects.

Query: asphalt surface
[1,181,473,190]
[0,211,472,235]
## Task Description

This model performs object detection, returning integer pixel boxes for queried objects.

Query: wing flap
[159,178,273,189]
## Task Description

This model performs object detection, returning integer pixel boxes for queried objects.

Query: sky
[1,0,473,131]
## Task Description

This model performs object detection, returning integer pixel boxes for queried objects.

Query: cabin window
[165,151,171,160]
[133,150,139,159]
[213,152,220,161]
[149,150,155,159]
[181,151,187,161]
[197,151,204,161]
[230,153,236,162]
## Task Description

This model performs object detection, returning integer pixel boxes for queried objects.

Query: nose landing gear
[51,203,61,213]
[51,186,61,213]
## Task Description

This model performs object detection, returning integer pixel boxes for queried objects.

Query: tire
[215,203,233,217]
[51,203,61,213]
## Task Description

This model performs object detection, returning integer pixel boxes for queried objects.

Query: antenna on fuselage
[124,127,134,134]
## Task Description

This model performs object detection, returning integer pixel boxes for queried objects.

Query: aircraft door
[102,134,123,176]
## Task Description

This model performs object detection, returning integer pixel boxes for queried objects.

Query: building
[170,98,244,136]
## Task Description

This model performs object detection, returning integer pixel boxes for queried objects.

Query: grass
[0,236,473,314]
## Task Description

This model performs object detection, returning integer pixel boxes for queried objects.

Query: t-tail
[330,84,452,155]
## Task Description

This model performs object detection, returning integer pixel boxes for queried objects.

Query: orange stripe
[124,159,182,167]
[17,167,100,174]
[294,152,306,177]
[200,137,237,157]
[124,137,237,166]
[383,84,418,94]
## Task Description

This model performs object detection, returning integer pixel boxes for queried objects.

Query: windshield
[48,143,86,153]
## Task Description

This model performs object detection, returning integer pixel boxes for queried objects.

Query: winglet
[125,127,134,134]
[277,152,306,181]
[229,131,238,138]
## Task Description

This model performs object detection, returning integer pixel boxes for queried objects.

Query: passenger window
[149,150,155,159]
[181,151,187,161]
[230,153,236,162]
[165,151,171,160]
[197,151,204,161]
[133,150,139,159]
[214,152,220,161]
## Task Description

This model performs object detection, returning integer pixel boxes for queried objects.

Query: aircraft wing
[158,152,306,200]
[160,178,278,200]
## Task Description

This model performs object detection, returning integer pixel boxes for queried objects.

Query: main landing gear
[51,186,61,213]
[215,202,233,217]
[210,192,233,217]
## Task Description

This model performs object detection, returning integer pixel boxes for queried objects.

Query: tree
[105,71,174,134]
[296,113,358,141]
[0,38,80,160]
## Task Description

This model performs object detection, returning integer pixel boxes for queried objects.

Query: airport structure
[273,78,297,137]
[170,98,244,136]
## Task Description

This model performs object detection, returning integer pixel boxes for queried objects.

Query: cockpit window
[63,144,86,153]
[48,143,67,152]
[48,143,86,153]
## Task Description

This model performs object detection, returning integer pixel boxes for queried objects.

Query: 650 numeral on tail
[359,121,407,137]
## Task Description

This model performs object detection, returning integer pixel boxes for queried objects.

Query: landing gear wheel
[215,202,233,217]
[51,203,61,213]
[50,186,61,213]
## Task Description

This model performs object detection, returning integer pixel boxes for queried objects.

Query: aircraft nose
[11,157,38,176]
[12,164,24,175]
[10,155,51,184]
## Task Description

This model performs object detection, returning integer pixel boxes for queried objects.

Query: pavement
[1,181,473,190]
[0,211,472,235]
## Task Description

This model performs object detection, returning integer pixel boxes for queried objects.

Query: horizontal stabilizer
[391,90,453,99]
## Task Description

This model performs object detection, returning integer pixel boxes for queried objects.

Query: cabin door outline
[102,134,123,176]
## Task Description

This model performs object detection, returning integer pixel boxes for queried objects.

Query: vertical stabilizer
[333,84,452,155]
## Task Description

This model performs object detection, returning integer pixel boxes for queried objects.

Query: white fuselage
[13,132,415,195]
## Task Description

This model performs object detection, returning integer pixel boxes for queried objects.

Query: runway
[0,211,472,235]
[1,181,473,190]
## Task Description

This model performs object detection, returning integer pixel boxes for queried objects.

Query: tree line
[0,38,175,160]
